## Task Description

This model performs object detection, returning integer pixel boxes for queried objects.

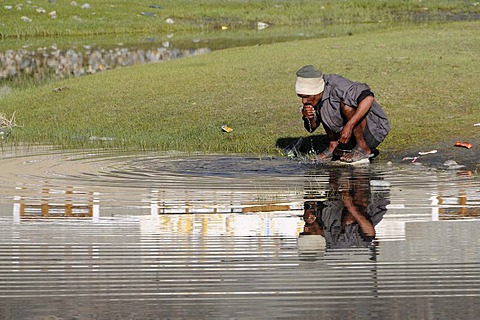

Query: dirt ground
[277,134,479,171]
[381,137,480,171]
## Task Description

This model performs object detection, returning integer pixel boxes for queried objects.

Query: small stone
[257,21,269,30]
[443,160,465,170]
[443,160,458,167]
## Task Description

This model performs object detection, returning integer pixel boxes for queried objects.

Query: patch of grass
[1,0,478,39]
[1,21,479,157]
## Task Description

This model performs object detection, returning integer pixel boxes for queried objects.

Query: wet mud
[277,133,480,171]
[382,137,480,171]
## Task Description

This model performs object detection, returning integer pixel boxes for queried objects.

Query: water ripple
[1,148,480,319]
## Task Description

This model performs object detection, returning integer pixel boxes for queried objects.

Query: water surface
[0,147,479,319]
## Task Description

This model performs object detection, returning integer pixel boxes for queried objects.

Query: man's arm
[338,95,374,144]
[341,193,375,237]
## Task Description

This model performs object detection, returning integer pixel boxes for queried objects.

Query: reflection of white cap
[297,235,325,254]
[295,65,325,95]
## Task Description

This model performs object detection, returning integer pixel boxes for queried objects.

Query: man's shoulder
[324,74,348,83]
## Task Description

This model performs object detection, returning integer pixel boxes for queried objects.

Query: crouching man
[295,65,390,162]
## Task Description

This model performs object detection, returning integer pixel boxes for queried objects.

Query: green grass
[1,0,479,39]
[1,21,479,157]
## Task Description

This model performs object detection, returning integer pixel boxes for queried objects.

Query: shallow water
[0,147,480,319]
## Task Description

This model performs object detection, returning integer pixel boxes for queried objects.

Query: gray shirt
[306,74,390,143]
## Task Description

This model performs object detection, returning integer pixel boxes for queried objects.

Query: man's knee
[340,103,356,119]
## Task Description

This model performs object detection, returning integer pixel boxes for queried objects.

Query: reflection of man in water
[301,202,323,236]
[301,167,389,249]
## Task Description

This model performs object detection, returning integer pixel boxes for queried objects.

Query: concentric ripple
[1,147,480,319]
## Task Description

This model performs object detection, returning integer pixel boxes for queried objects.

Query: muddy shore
[382,137,480,171]
[279,134,479,172]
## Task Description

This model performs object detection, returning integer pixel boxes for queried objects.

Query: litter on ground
[418,149,437,155]
[454,141,473,149]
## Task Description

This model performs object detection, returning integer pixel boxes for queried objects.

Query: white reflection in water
[1,148,479,238]
[1,148,480,319]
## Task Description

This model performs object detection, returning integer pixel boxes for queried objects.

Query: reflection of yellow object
[242,204,290,213]
[15,185,95,219]
[221,25,228,30]
[221,125,233,133]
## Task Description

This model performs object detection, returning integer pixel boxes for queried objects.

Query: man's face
[303,211,316,224]
[297,93,322,107]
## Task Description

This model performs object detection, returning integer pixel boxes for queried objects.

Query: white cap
[295,65,325,95]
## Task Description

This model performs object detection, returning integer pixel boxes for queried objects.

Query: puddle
[0,45,212,83]
[0,33,312,85]
[6,11,480,88]
[0,147,480,319]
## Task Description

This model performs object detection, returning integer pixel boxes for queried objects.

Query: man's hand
[339,123,354,144]
[302,105,315,119]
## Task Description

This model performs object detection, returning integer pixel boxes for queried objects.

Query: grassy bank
[1,21,479,156]
[1,0,479,39]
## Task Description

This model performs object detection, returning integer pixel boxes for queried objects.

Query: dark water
[0,147,479,319]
